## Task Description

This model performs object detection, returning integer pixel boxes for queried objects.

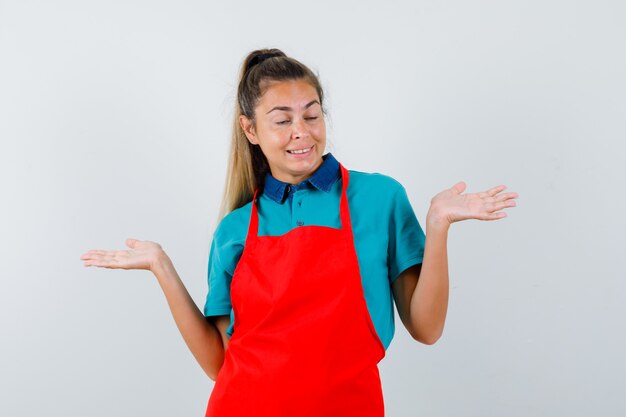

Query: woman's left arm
[392,182,518,345]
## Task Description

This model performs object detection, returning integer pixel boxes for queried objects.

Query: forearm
[151,255,225,380]
[410,214,450,344]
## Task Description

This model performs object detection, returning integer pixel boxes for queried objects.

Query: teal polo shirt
[203,153,425,350]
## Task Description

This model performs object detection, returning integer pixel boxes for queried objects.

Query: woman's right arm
[152,254,227,381]
[81,238,228,381]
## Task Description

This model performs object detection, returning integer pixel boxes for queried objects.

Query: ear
[239,115,258,145]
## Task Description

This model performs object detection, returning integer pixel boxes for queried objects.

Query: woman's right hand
[81,239,226,379]
[80,238,165,272]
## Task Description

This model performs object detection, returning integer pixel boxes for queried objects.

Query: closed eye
[277,116,318,125]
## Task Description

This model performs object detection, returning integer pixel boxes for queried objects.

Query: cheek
[264,132,292,152]
[311,121,326,138]
[315,128,327,142]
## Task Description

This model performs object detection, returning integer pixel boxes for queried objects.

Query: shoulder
[209,201,252,273]
[347,169,406,200]
[347,171,413,219]
[214,201,252,243]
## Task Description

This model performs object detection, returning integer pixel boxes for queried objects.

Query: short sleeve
[203,237,235,317]
[202,203,250,338]
[388,185,426,283]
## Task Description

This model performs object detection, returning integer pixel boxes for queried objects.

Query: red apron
[205,164,386,417]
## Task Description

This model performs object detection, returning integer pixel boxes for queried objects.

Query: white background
[1,1,625,416]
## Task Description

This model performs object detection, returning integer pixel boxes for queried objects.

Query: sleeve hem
[204,306,232,317]
[391,257,424,284]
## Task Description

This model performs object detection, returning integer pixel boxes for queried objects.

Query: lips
[286,145,314,155]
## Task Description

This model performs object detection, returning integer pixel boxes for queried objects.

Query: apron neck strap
[249,188,260,239]
[338,164,352,231]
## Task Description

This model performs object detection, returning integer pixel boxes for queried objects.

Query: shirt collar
[263,153,340,204]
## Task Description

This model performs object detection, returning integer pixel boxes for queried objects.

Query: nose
[291,117,308,140]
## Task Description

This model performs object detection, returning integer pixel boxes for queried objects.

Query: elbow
[207,371,218,382]
[202,349,226,382]
[410,326,444,346]
[205,362,223,382]
[417,333,442,345]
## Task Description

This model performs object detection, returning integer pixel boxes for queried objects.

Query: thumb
[451,181,466,194]
[126,238,139,248]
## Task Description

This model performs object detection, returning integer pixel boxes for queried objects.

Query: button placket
[293,189,304,227]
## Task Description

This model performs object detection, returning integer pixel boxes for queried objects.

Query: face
[240,79,326,184]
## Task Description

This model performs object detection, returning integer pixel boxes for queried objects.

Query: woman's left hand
[428,181,518,226]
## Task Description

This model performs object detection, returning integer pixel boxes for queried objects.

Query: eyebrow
[266,100,320,114]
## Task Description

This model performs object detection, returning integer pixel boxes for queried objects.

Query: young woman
[80,48,518,417]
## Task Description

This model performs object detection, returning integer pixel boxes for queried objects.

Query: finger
[80,250,105,260]
[113,250,129,258]
[485,200,517,213]
[126,238,139,248]
[477,185,508,200]
[492,192,519,203]
[81,249,112,259]
[80,249,104,258]
[83,254,121,268]
[499,200,517,210]
[84,261,119,269]
[84,249,110,255]
[486,185,507,197]
[80,250,117,260]
[476,210,508,220]
[488,211,507,220]
[451,181,466,194]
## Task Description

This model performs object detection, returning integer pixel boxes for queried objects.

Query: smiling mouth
[287,145,314,155]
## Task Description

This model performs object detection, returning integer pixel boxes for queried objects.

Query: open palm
[80,238,163,271]
[430,182,518,224]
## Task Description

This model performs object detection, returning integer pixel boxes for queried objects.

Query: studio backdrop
[1,1,624,416]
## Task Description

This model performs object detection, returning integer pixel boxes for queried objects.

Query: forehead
[257,79,320,111]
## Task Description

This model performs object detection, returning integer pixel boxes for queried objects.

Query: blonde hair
[218,48,326,220]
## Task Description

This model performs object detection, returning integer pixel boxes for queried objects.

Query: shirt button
[286,185,291,193]
[296,220,304,226]
[297,200,302,207]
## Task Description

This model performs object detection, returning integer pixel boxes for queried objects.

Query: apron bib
[205,164,386,417]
